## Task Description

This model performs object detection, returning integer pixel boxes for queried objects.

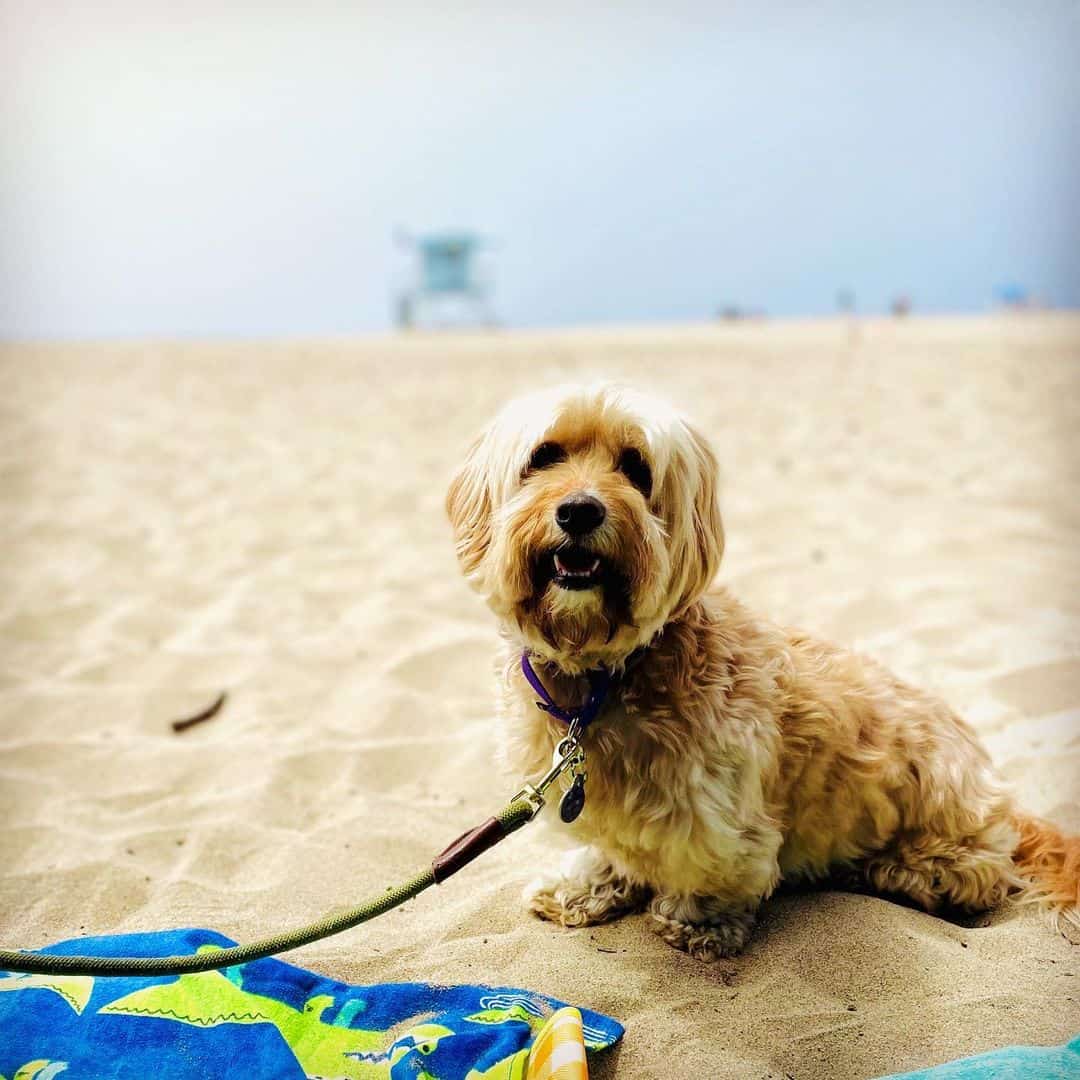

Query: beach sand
[1,314,1078,1078]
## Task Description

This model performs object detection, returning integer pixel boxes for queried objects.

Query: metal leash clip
[510,726,586,821]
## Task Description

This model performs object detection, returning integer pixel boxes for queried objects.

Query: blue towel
[0,929,623,1079]
[880,1035,1080,1079]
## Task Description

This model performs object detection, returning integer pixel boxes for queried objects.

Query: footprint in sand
[988,658,1080,719]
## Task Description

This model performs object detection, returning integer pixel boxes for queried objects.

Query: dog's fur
[446,382,1079,959]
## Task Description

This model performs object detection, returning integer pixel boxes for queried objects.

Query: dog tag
[559,773,586,823]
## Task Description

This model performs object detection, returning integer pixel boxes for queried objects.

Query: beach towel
[880,1034,1080,1079]
[0,929,623,1079]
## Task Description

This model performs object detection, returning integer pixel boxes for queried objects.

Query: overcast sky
[2,1,1078,339]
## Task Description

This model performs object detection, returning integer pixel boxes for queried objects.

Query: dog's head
[446,383,723,671]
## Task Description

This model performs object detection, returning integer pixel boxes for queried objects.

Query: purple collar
[520,649,644,731]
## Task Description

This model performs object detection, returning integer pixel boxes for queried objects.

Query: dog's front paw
[647,895,757,960]
[522,847,647,929]
[523,875,594,928]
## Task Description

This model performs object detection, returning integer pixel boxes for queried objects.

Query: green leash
[0,787,552,977]
[0,659,600,979]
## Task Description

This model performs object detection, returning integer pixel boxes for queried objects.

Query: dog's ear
[446,433,493,584]
[666,421,724,613]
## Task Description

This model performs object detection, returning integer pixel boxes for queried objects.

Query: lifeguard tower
[395,230,495,329]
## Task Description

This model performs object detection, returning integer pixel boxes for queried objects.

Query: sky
[1,1,1078,339]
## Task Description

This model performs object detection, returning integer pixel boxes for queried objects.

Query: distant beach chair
[395,230,496,329]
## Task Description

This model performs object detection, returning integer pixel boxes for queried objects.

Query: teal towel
[881,1034,1080,1079]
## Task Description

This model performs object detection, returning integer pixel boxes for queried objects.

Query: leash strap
[0,800,537,977]
[0,658,643,978]
[0,716,599,978]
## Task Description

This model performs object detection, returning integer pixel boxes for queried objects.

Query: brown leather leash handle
[432,816,510,883]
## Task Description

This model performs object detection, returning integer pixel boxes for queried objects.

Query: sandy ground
[1,314,1079,1079]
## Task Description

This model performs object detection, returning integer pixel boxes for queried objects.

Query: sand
[1,314,1078,1078]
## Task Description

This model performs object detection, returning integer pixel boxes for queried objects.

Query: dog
[446,382,1079,960]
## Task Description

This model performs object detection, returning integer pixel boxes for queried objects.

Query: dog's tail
[1011,810,1080,936]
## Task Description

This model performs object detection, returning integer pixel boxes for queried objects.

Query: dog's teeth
[554,553,600,578]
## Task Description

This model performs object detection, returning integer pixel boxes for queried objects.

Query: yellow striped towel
[525,1006,590,1080]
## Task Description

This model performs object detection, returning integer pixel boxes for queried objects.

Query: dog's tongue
[555,549,600,574]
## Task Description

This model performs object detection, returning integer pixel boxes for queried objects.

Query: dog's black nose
[555,494,606,536]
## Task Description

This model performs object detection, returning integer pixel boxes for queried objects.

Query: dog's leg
[862,819,1019,913]
[524,845,648,928]
[646,892,758,960]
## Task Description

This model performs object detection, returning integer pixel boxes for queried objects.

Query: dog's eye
[617,447,652,497]
[525,441,566,475]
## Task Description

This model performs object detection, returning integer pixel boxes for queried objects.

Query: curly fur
[447,382,1079,959]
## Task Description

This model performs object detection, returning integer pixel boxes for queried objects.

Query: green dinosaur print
[102,969,386,1078]
[0,974,93,1016]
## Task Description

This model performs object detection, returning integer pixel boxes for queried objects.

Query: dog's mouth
[543,545,606,590]
[524,542,637,643]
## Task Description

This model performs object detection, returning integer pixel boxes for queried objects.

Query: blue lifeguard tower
[395,229,495,329]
